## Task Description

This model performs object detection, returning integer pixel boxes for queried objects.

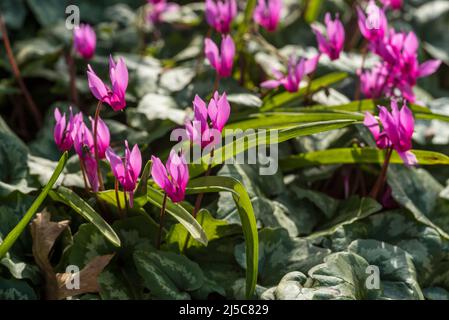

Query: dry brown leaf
[56,254,114,299]
[31,211,114,300]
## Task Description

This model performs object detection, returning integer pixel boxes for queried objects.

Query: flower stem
[213,74,220,92]
[192,148,215,219]
[369,147,393,200]
[93,101,105,191]
[79,157,90,192]
[65,47,79,107]
[156,193,168,249]
[354,44,368,101]
[115,179,123,218]
[0,15,42,128]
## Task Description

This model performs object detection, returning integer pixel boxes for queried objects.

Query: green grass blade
[186,176,258,299]
[0,152,68,259]
[261,72,348,111]
[280,148,449,171]
[50,186,121,247]
[146,186,208,246]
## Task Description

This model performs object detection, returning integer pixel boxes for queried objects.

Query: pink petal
[87,65,108,101]
[129,144,142,178]
[106,147,125,180]
[418,60,442,78]
[397,150,418,166]
[204,38,220,70]
[151,155,169,190]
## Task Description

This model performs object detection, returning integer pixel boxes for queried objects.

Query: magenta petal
[397,150,418,166]
[363,112,381,141]
[129,144,142,178]
[220,35,235,77]
[418,60,442,78]
[204,38,220,70]
[106,147,125,180]
[151,155,169,190]
[87,65,108,101]
[214,92,231,132]
[261,79,282,89]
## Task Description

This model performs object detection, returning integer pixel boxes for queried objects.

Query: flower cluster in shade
[364,100,417,166]
[73,24,96,60]
[151,91,231,203]
[357,0,441,103]
[54,107,110,193]
[261,11,344,93]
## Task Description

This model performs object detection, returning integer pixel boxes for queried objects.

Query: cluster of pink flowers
[204,0,237,79]
[364,100,416,166]
[358,1,441,103]
[55,55,142,206]
[261,11,345,93]
[54,107,110,193]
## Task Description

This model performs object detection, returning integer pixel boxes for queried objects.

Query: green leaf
[324,209,445,286]
[0,152,67,259]
[304,0,323,23]
[49,186,121,248]
[26,0,66,27]
[0,279,37,300]
[165,209,241,253]
[280,148,449,171]
[133,250,205,300]
[235,228,330,287]
[134,160,151,207]
[146,186,208,246]
[387,165,449,240]
[190,119,358,178]
[0,131,34,196]
[226,112,363,131]
[262,252,372,300]
[242,0,257,32]
[261,72,348,111]
[263,240,424,300]
[186,176,259,299]
[348,239,424,300]
[293,99,449,123]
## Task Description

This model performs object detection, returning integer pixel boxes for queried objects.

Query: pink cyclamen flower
[204,35,235,78]
[368,30,441,102]
[185,91,231,148]
[205,0,237,34]
[73,119,101,192]
[359,63,389,99]
[261,55,319,92]
[380,0,403,10]
[364,100,417,166]
[87,55,129,111]
[90,116,110,159]
[312,13,345,61]
[73,24,96,60]
[253,0,282,32]
[106,141,142,207]
[151,150,189,203]
[73,116,110,160]
[54,107,81,152]
[357,1,387,42]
